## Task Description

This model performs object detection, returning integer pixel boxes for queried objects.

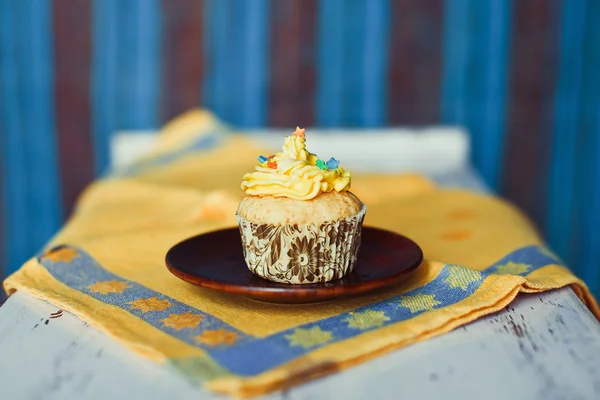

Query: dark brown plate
[166,227,423,304]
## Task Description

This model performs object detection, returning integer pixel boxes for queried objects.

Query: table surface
[1,132,599,400]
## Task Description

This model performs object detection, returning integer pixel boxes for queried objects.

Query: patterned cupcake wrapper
[236,204,367,284]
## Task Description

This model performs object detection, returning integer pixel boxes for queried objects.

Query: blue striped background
[240,0,270,127]
[361,0,390,127]
[547,0,587,265]
[317,0,391,127]
[441,0,469,126]
[117,0,162,130]
[0,0,63,280]
[0,0,598,296]
[474,1,511,190]
[92,0,118,175]
[571,0,600,294]
[203,0,245,124]
[442,0,512,190]
[316,0,345,126]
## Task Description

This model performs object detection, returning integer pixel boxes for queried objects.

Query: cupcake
[236,127,366,284]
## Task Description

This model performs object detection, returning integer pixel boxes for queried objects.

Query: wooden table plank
[1,288,598,400]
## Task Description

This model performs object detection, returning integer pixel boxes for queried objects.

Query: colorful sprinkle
[293,126,306,138]
[268,154,275,159]
[267,161,278,169]
[258,155,268,163]
[326,157,340,169]
[316,160,327,170]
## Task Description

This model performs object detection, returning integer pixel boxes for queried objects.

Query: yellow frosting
[241,127,351,200]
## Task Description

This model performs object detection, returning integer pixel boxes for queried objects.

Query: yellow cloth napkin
[4,109,599,398]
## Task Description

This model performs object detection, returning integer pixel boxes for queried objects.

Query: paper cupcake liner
[236,204,367,284]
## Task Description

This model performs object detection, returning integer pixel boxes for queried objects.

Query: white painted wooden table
[1,130,599,400]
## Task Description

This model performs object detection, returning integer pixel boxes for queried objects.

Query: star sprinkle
[267,160,278,169]
[293,126,306,137]
[326,157,340,169]
[258,155,268,163]
[316,159,327,170]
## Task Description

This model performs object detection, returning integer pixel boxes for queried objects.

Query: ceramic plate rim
[165,226,423,301]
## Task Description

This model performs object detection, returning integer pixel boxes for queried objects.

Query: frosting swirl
[241,127,351,200]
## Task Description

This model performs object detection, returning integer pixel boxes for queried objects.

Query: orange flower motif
[195,329,238,346]
[127,297,172,313]
[267,160,277,169]
[292,126,305,137]
[160,311,203,331]
[87,280,131,295]
[40,247,80,263]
